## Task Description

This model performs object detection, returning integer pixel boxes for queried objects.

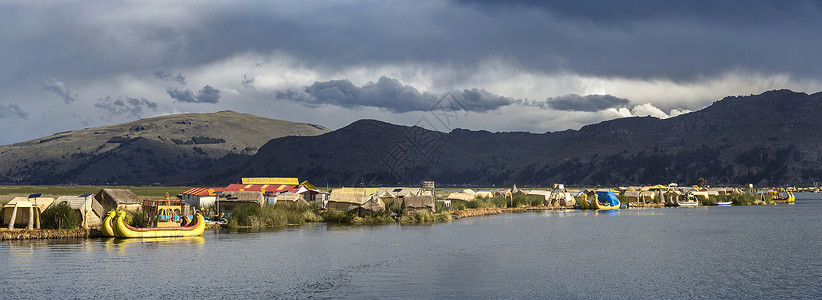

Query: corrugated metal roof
[182,187,221,196]
[224,184,301,193]
[241,177,299,185]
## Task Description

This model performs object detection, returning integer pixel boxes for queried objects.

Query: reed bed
[398,210,452,223]
[227,203,321,229]
[451,207,502,219]
[0,228,100,240]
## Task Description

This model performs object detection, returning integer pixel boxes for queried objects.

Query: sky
[2,0,822,145]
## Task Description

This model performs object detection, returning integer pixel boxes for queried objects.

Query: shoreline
[0,201,795,241]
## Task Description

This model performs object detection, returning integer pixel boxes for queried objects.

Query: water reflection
[2,194,822,299]
[101,236,205,251]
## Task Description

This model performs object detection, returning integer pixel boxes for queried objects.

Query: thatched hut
[511,184,527,198]
[525,190,551,204]
[446,192,475,205]
[548,191,576,206]
[218,191,265,212]
[376,187,421,208]
[275,192,310,206]
[706,187,740,195]
[3,196,54,229]
[95,189,142,211]
[623,190,656,203]
[358,196,385,217]
[327,188,377,211]
[402,195,435,214]
[52,194,104,229]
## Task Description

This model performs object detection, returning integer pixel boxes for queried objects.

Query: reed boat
[591,191,620,210]
[101,210,116,237]
[110,210,205,238]
[766,190,795,204]
[673,193,699,207]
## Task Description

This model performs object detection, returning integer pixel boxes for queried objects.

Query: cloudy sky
[1,0,821,145]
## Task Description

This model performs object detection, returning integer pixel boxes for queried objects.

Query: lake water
[3,194,822,299]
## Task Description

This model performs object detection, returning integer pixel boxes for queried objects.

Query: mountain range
[2,90,820,187]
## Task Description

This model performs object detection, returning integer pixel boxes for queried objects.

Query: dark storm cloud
[153,68,187,85]
[457,0,807,23]
[277,77,514,113]
[167,85,221,104]
[543,94,630,112]
[42,78,77,104]
[0,103,28,120]
[197,85,221,103]
[94,96,158,118]
[3,0,822,89]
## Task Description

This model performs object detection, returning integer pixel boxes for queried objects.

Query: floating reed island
[0,179,805,240]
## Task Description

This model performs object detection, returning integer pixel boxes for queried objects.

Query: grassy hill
[0,111,331,185]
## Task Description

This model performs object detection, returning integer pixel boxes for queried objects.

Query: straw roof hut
[275,192,310,206]
[358,196,385,217]
[548,191,576,206]
[376,187,421,208]
[706,187,740,195]
[525,190,551,204]
[327,188,376,211]
[52,194,104,229]
[218,191,264,212]
[474,191,494,199]
[402,195,435,214]
[512,184,527,198]
[446,192,475,203]
[3,196,54,228]
[95,189,142,211]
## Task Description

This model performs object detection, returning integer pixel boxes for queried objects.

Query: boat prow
[101,210,116,237]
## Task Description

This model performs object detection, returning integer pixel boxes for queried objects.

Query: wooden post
[34,207,41,229]
[8,205,18,230]
[27,206,34,230]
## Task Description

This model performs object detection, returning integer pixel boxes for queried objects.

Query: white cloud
[669,108,692,117]
[631,103,669,119]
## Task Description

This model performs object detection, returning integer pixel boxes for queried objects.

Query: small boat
[105,210,205,238]
[715,201,732,206]
[590,191,620,210]
[765,189,795,204]
[673,193,699,207]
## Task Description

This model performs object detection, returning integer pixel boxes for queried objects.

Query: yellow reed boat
[104,210,205,238]
[590,191,620,210]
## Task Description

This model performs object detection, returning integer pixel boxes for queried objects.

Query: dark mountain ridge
[213,89,822,187]
[2,90,819,186]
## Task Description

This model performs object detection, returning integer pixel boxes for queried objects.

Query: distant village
[2,175,814,234]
